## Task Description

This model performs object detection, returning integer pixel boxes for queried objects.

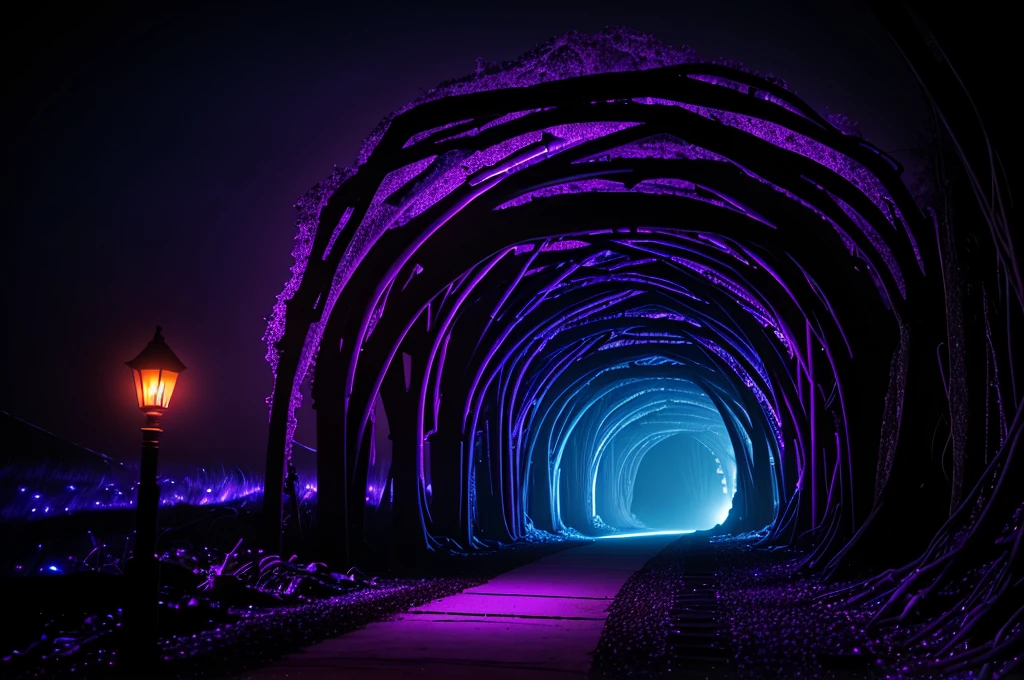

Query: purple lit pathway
[239,534,679,679]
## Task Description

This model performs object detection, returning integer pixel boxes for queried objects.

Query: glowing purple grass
[2,466,318,521]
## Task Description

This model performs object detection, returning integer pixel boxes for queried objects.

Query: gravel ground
[18,533,1007,679]
[591,535,884,680]
[713,542,883,680]
[592,535,1017,680]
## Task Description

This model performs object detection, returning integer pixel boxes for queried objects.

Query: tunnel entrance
[630,434,734,532]
[261,28,1021,651]
[258,22,1022,678]
[267,27,895,555]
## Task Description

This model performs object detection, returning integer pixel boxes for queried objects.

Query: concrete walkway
[240,534,677,679]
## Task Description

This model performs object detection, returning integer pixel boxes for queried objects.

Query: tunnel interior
[261,25,1021,675]
[266,27,892,551]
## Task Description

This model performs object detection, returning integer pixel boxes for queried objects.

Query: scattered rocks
[592,536,886,679]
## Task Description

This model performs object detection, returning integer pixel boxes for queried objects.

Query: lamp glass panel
[134,369,180,409]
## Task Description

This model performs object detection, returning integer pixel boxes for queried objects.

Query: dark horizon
[3,0,993,473]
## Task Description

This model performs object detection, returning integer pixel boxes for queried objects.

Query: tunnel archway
[263,28,925,559]
[261,33,1022,670]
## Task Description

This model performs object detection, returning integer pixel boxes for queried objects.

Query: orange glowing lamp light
[126,326,187,411]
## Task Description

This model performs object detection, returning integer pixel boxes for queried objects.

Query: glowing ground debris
[595,529,697,540]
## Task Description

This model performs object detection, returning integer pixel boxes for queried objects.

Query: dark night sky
[1,0,944,473]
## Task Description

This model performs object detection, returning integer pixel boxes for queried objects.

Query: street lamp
[122,326,186,670]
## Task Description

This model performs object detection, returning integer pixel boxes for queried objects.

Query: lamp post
[122,326,185,670]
